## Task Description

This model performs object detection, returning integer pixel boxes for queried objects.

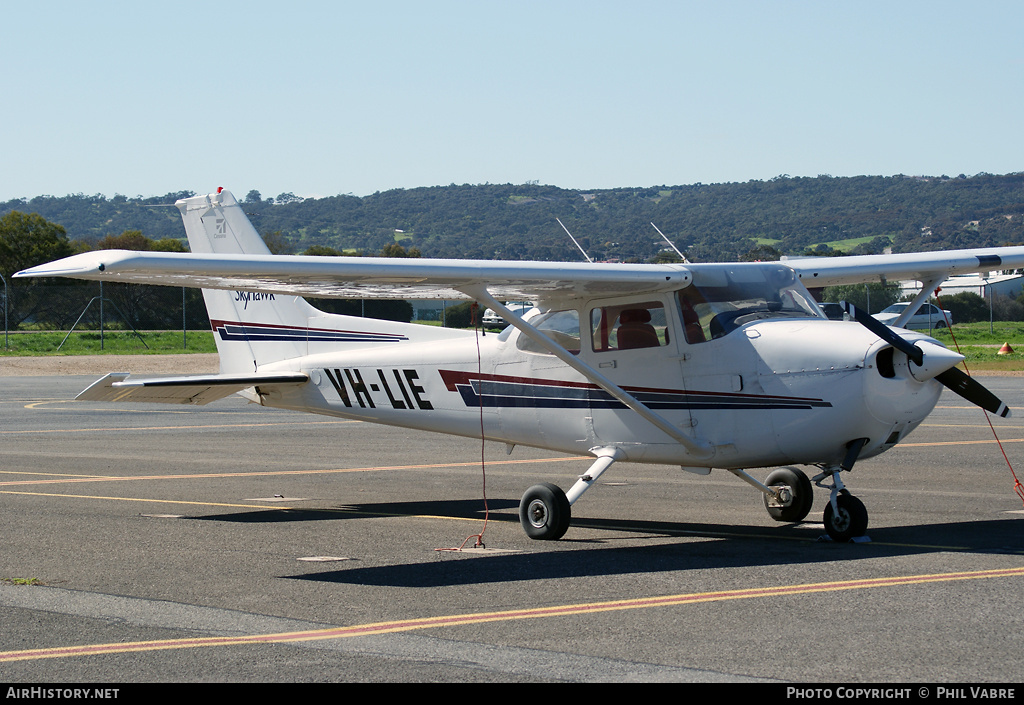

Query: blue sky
[2,1,1022,201]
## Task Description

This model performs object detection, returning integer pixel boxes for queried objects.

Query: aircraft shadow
[192,498,519,524]
[283,518,1022,588]
[256,504,1023,588]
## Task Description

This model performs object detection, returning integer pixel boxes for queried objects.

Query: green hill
[3,173,1023,263]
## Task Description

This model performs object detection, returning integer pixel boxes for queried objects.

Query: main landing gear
[519,448,622,540]
[759,439,871,542]
[517,445,872,543]
[520,483,571,540]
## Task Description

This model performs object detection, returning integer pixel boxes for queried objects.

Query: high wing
[784,248,1024,288]
[20,243,1024,302]
[15,249,690,303]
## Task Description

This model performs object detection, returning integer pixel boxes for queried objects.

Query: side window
[677,288,709,344]
[590,302,669,352]
[516,309,581,354]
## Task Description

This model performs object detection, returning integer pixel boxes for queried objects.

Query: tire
[519,483,571,540]
[763,467,814,523]
[823,491,868,542]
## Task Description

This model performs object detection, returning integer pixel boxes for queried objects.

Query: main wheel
[519,483,571,540]
[763,467,813,523]
[822,491,868,542]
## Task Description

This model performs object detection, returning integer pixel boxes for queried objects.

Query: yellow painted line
[0,489,490,523]
[899,437,1024,447]
[2,566,1021,663]
[0,491,289,511]
[0,419,360,435]
[922,423,1024,428]
[0,471,117,479]
[0,456,585,488]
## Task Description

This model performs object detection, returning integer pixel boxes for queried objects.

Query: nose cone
[906,340,964,382]
[863,339,944,426]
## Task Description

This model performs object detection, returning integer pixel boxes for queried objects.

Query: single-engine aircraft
[15,189,1023,541]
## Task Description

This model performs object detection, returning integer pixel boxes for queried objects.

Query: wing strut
[894,275,945,327]
[461,286,715,460]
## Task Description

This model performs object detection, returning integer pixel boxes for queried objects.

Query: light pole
[0,272,7,350]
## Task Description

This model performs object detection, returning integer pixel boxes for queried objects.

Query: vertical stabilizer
[175,189,461,374]
[176,190,322,373]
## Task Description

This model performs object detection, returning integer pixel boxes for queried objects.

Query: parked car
[873,302,952,330]
[482,301,535,328]
[819,302,847,320]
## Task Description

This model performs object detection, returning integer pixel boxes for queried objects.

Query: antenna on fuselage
[651,222,690,264]
[556,218,593,263]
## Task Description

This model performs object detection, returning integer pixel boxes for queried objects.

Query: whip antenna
[557,218,593,263]
[651,222,689,263]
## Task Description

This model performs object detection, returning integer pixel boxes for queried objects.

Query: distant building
[410,299,448,321]
[899,273,1024,300]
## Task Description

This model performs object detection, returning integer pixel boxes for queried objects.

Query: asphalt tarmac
[2,374,1023,684]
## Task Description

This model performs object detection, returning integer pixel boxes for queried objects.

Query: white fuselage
[254,313,942,471]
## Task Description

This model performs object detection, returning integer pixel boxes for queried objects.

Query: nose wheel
[823,490,868,542]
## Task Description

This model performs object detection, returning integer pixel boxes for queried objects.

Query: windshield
[881,304,908,314]
[678,263,821,342]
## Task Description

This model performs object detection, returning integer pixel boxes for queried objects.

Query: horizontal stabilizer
[77,372,308,405]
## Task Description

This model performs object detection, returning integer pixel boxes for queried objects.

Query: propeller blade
[936,367,1011,418]
[840,301,922,365]
[841,300,1011,417]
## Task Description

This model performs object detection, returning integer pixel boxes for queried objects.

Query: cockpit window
[678,264,821,342]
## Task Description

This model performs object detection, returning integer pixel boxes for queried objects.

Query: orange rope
[935,290,1024,506]
[436,302,490,551]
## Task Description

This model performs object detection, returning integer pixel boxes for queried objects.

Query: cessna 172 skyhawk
[15,189,1023,542]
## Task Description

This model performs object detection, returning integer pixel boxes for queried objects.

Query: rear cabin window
[590,302,669,352]
[515,309,581,354]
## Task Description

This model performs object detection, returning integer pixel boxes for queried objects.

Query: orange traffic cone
[998,342,1014,355]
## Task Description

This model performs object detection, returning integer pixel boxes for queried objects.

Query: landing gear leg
[519,447,623,541]
[814,439,870,542]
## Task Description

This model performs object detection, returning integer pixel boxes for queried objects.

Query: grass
[0,330,217,356]
[814,234,891,251]
[2,578,42,586]
[4,321,1024,372]
[924,322,1024,371]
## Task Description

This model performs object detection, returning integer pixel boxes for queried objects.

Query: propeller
[841,301,1010,418]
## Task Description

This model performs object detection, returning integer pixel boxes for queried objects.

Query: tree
[442,301,477,328]
[303,245,345,257]
[0,211,77,327]
[379,242,421,258]
[940,291,988,323]
[300,242,415,321]
[95,230,151,251]
[0,211,74,276]
[91,230,196,329]
[740,244,783,262]
[821,282,901,314]
[261,231,295,255]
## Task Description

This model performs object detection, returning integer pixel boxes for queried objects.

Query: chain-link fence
[3,280,210,338]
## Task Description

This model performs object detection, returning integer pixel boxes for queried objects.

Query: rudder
[176,189,317,372]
